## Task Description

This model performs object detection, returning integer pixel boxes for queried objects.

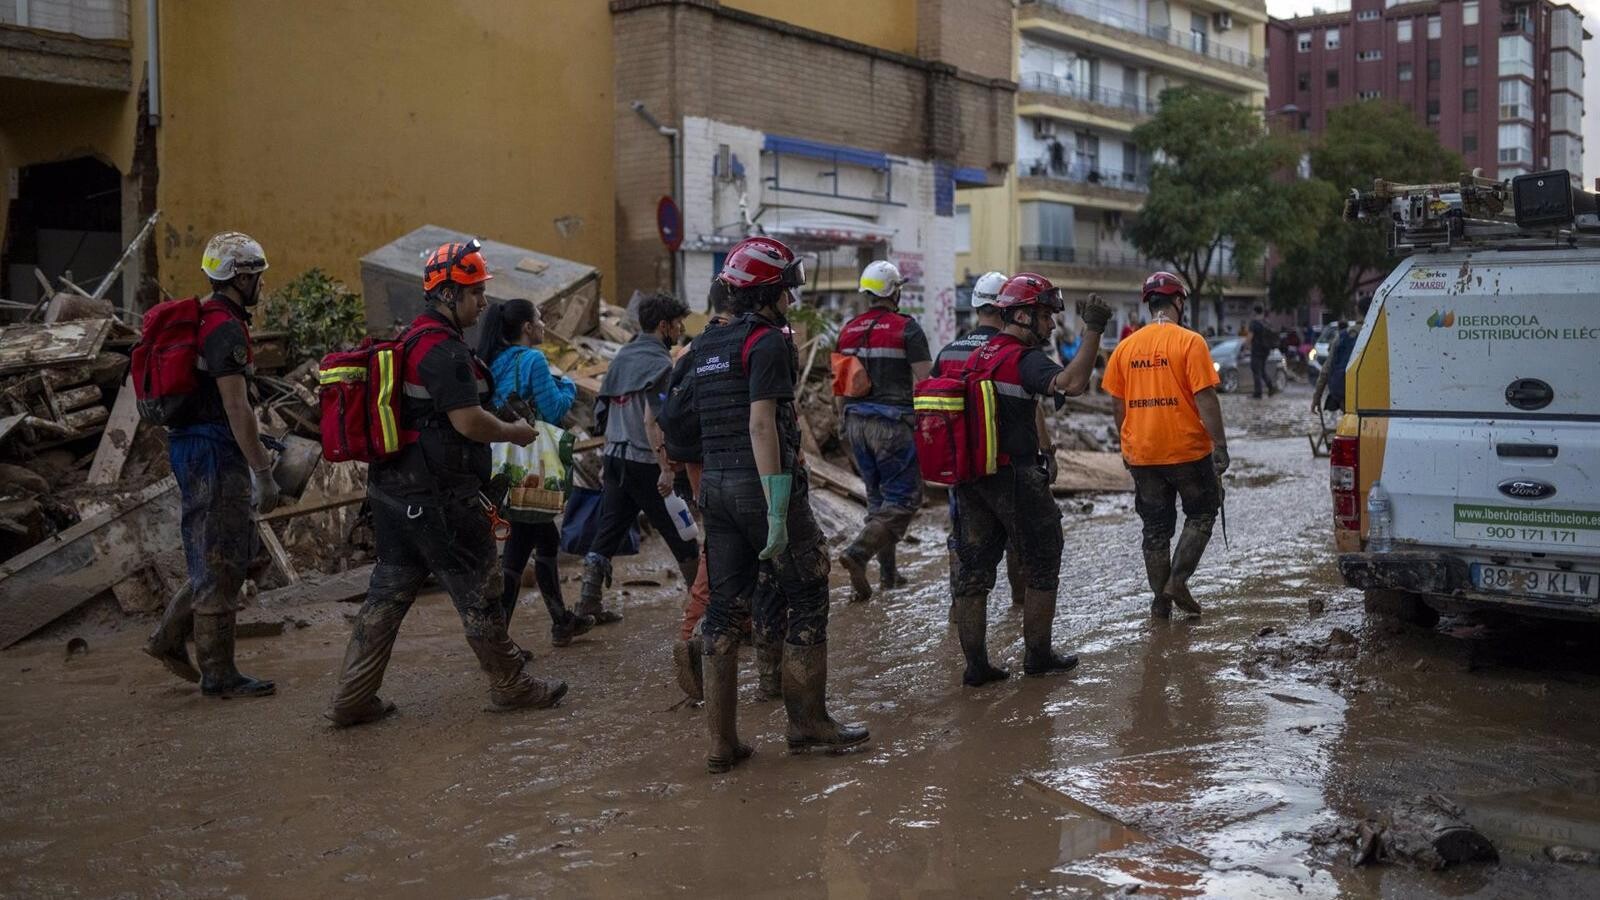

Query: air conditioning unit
[1034,118,1058,139]
[1214,12,1233,31]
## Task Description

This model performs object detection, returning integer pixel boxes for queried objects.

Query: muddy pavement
[3,386,1600,898]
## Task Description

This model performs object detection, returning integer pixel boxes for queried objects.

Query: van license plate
[1471,564,1600,602]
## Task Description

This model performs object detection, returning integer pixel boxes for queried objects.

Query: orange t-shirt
[1100,322,1221,467]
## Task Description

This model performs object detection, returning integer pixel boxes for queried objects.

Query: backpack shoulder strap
[740,323,775,373]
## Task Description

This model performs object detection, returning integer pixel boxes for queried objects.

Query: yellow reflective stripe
[914,396,964,411]
[980,380,998,475]
[376,348,399,453]
[317,366,368,384]
[859,276,887,293]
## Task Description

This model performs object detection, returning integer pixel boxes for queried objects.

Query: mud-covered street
[3,386,1599,898]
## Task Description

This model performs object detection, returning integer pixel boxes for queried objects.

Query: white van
[1334,172,1600,623]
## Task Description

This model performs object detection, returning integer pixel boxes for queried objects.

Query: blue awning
[763,134,893,171]
[953,166,990,187]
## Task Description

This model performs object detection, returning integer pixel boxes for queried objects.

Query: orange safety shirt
[1100,321,1221,467]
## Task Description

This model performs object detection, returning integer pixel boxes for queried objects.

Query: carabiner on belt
[478,492,512,541]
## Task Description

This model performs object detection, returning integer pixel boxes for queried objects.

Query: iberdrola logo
[1426,309,1456,328]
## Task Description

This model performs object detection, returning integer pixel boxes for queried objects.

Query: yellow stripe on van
[376,349,399,453]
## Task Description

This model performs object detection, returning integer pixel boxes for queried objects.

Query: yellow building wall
[150,0,616,300]
[723,0,917,54]
[954,173,1018,281]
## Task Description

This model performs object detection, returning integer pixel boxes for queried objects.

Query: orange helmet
[423,238,494,292]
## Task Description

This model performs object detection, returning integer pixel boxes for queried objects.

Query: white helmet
[971,271,1007,307]
[858,260,906,298]
[200,231,269,281]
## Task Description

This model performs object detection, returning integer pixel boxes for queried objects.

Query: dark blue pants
[844,411,922,540]
[168,424,256,615]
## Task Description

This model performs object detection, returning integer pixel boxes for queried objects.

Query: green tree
[1128,86,1312,327]
[1270,101,1464,316]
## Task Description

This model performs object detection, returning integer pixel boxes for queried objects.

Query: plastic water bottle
[1367,481,1393,553]
[664,493,699,542]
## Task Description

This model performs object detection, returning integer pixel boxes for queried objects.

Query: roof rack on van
[1343,169,1600,253]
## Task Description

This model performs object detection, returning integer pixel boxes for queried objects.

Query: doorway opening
[3,156,122,316]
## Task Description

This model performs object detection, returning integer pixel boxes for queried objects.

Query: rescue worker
[577,293,698,625]
[143,232,279,699]
[695,236,868,773]
[932,271,1025,611]
[325,239,565,727]
[1310,295,1371,414]
[835,260,932,603]
[1100,272,1229,619]
[951,274,1110,687]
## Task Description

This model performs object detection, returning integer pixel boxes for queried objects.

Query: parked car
[1206,337,1287,394]
[1309,322,1344,370]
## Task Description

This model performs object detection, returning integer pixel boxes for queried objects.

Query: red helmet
[1142,271,1187,303]
[717,236,806,290]
[994,273,1064,313]
[423,238,493,292]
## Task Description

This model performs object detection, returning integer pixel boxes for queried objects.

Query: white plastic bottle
[1367,481,1393,553]
[664,493,699,542]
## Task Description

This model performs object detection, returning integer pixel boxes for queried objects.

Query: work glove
[251,465,282,515]
[1212,445,1231,477]
[758,473,793,561]
[1077,293,1113,335]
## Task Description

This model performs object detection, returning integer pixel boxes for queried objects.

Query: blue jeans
[844,410,922,540]
[168,424,256,615]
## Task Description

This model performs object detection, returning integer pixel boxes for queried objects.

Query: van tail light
[1330,435,1360,532]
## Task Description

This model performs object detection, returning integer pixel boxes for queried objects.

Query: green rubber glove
[758,473,793,561]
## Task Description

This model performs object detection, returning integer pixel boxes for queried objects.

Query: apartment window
[1122,141,1141,185]
[1463,133,1477,152]
[1498,35,1534,78]
[1326,28,1341,49]
[1358,9,1380,21]
[1463,1,1479,26]
[1298,31,1312,52]
[954,205,972,255]
[1498,123,1533,163]
[1021,201,1075,253]
[1463,44,1478,67]
[1074,131,1100,173]
[1298,112,1311,131]
[1427,58,1441,81]
[1358,90,1382,100]
[1427,99,1441,124]
[1397,19,1413,42]
[1427,15,1441,39]
[1327,69,1340,88]
[1357,49,1383,62]
[1463,88,1478,112]
[1499,79,1533,120]
[1298,71,1311,91]
[1398,62,1413,81]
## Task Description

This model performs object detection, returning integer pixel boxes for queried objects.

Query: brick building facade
[1267,1,1586,183]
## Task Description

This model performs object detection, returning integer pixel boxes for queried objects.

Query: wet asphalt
[1,385,1599,898]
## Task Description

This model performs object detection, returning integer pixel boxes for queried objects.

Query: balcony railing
[1023,0,1264,72]
[0,0,129,40]
[1019,71,1160,116]
[1021,163,1150,194]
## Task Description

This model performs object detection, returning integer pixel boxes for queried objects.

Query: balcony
[1018,166,1148,211]
[1018,245,1158,290]
[0,0,131,92]
[1018,71,1158,131]
[1019,0,1266,93]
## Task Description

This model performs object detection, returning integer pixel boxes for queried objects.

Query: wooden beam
[256,520,301,585]
[260,490,366,523]
[87,375,140,485]
[805,457,868,505]
[257,563,374,607]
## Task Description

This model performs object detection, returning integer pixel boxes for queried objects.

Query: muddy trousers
[841,412,922,564]
[946,493,1025,603]
[169,425,256,616]
[499,520,575,630]
[589,455,700,566]
[1131,457,1219,614]
[328,488,538,715]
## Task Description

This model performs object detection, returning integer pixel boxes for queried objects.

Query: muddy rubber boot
[840,520,892,603]
[1005,548,1027,607]
[470,634,568,711]
[1020,588,1079,677]
[550,611,595,648]
[953,592,1009,687]
[946,548,962,615]
[673,638,704,702]
[782,642,869,752]
[194,612,275,699]
[877,544,906,591]
[143,582,199,683]
[1163,523,1211,617]
[703,642,752,774]
[1145,547,1174,619]
[575,554,621,625]
[325,695,398,728]
[754,637,783,701]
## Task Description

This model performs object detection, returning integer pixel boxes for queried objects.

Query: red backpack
[316,322,451,463]
[130,298,242,425]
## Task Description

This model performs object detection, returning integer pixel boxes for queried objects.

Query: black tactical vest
[694,314,799,472]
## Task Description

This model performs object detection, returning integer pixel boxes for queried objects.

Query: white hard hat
[200,232,269,281]
[971,271,1007,307]
[858,260,906,298]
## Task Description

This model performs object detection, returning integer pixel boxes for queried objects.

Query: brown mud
[2,387,1600,897]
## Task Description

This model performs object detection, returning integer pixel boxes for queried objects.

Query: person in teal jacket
[478,299,594,648]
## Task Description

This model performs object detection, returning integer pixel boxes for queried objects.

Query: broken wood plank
[257,563,375,607]
[87,375,140,485]
[0,476,180,649]
[53,384,101,412]
[60,405,109,435]
[543,286,599,342]
[260,490,366,523]
[1052,449,1134,494]
[256,520,301,586]
[805,457,868,505]
[0,414,25,445]
[0,319,113,374]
